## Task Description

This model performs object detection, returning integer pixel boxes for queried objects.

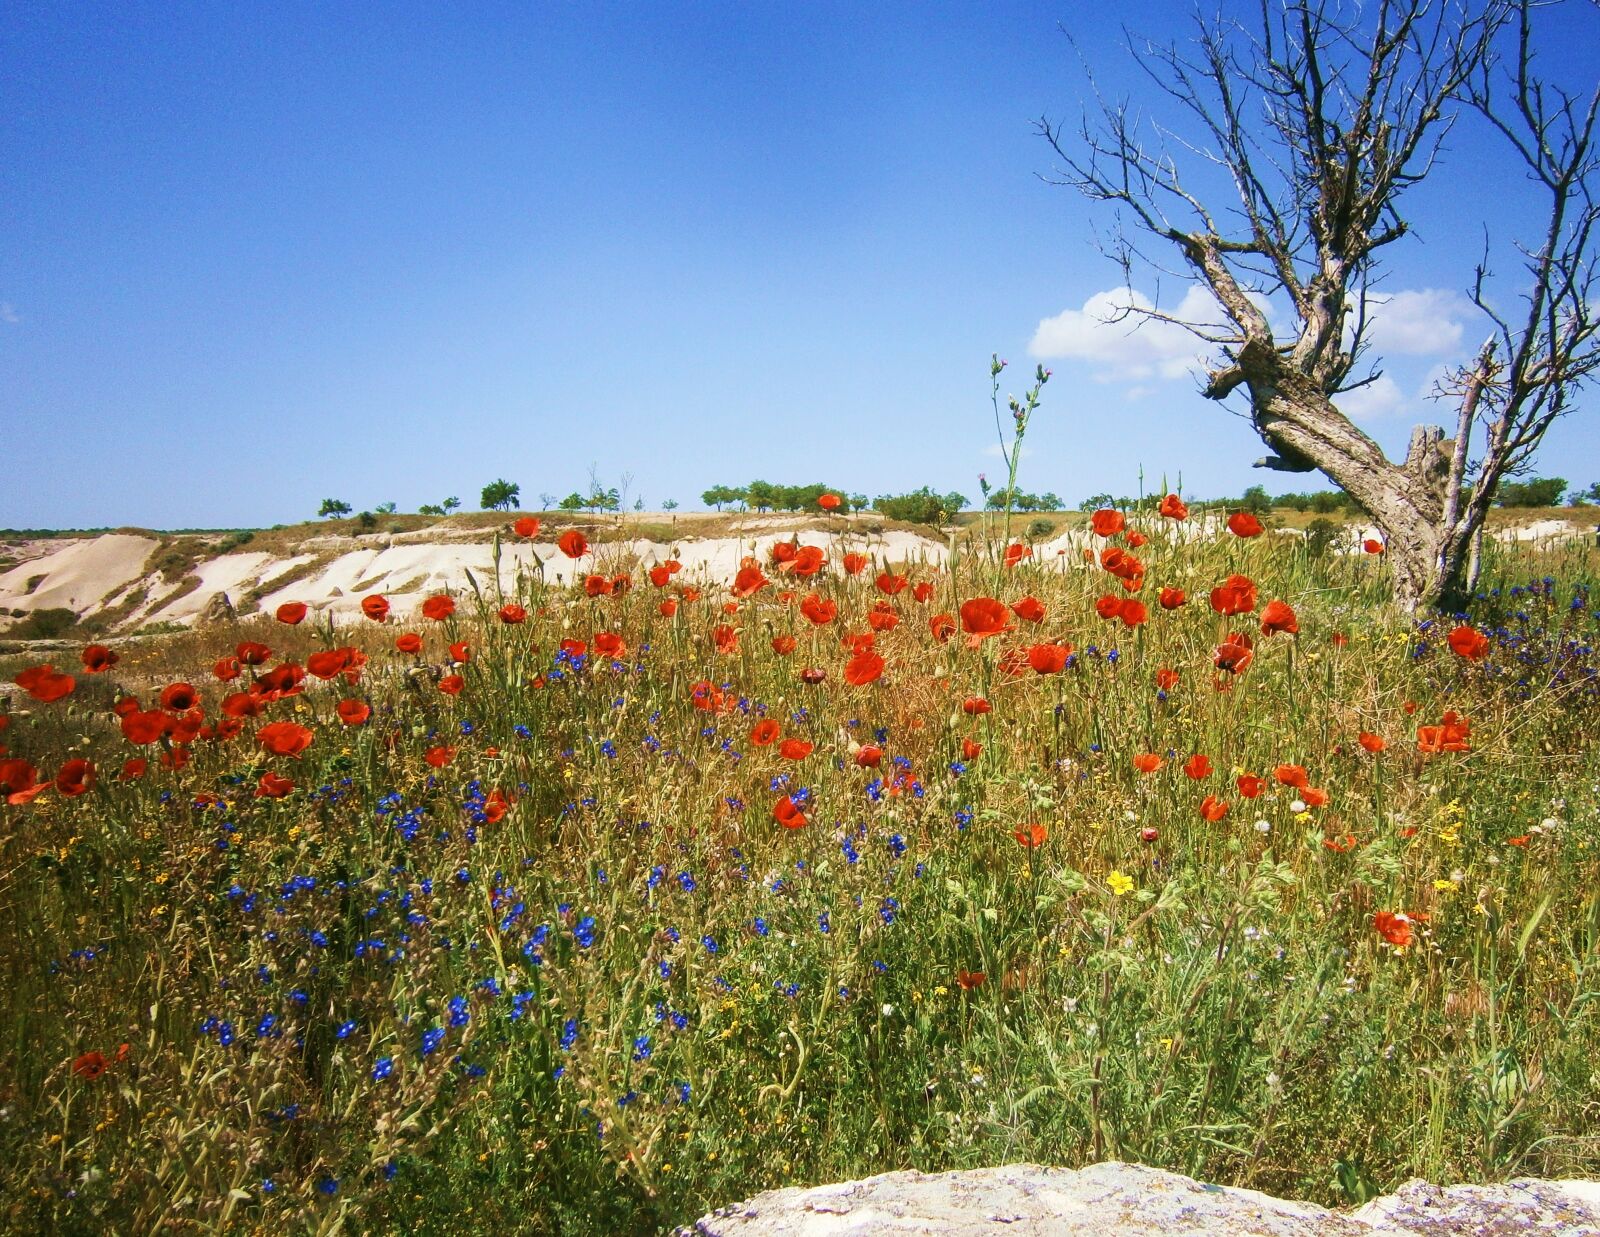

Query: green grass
[1,520,1598,1233]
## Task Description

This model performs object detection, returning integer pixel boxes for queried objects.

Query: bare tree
[1040,0,1600,610]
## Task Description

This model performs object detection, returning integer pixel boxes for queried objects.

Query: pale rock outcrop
[681,1162,1600,1236]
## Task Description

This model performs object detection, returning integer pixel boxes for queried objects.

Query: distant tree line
[701,482,868,513]
[308,471,1595,528]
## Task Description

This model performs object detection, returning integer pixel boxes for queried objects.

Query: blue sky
[4,2,1596,529]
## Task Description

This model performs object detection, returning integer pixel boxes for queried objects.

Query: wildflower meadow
[4,499,1600,1234]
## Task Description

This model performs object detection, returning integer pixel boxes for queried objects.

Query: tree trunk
[1233,341,1471,612]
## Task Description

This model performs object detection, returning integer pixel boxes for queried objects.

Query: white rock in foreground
[680,1162,1600,1236]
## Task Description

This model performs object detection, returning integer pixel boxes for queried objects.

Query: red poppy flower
[801,594,838,625]
[159,682,199,712]
[119,758,147,782]
[855,744,882,767]
[256,770,294,799]
[169,710,204,745]
[1273,764,1309,789]
[229,642,268,669]
[559,529,589,559]
[219,693,263,720]
[960,737,982,761]
[72,1052,108,1081]
[1198,794,1229,822]
[751,719,781,746]
[771,634,797,655]
[961,696,992,716]
[818,493,842,511]
[861,602,896,633]
[712,624,739,655]
[438,674,465,696]
[1133,753,1163,774]
[1237,773,1265,798]
[1373,910,1425,948]
[1119,598,1148,627]
[1127,531,1147,548]
[582,573,612,598]
[0,758,40,804]
[1001,596,1044,626]
[337,699,371,726]
[1003,542,1032,569]
[514,516,541,538]
[844,649,885,686]
[361,594,391,622]
[1013,823,1048,848]
[690,680,728,712]
[788,545,826,577]
[773,795,808,829]
[15,664,75,703]
[395,632,423,655]
[421,594,456,622]
[213,656,241,681]
[500,603,528,624]
[1210,574,1258,615]
[778,738,814,760]
[1447,625,1490,661]
[960,597,1012,639]
[1158,587,1186,610]
[448,641,471,664]
[1094,594,1122,620]
[1155,667,1180,692]
[1159,493,1188,520]
[1260,599,1299,636]
[483,789,511,823]
[1183,753,1213,780]
[1358,732,1385,753]
[1363,538,1384,554]
[55,758,95,797]
[876,572,909,596]
[1213,632,1255,675]
[1302,786,1329,807]
[842,552,869,575]
[1027,643,1071,674]
[258,721,314,757]
[275,601,308,625]
[990,646,1027,678]
[1100,545,1131,573]
[912,581,934,602]
[659,598,680,617]
[80,644,119,673]
[1227,511,1264,537]
[1090,509,1124,537]
[929,613,957,643]
[732,563,769,598]
[117,710,168,745]
[425,745,456,768]
[770,542,798,566]
[307,649,351,680]
[1417,710,1470,754]
[593,631,626,659]
[956,968,986,991]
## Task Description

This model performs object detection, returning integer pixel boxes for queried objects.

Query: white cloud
[1028,285,1238,381]
[1335,374,1405,420]
[1357,288,1470,357]
[0,303,18,325]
